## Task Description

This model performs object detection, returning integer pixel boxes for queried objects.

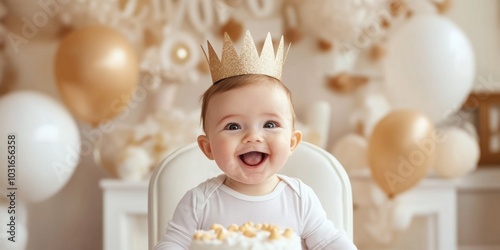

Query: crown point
[260,33,275,59]
[241,32,259,66]
[276,35,285,59]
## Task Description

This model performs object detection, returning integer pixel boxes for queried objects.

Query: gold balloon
[55,25,139,126]
[367,110,436,198]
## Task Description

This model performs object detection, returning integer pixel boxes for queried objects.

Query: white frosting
[190,225,301,250]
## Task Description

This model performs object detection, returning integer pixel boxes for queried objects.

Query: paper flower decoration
[298,0,386,45]
[100,108,202,180]
[116,145,153,181]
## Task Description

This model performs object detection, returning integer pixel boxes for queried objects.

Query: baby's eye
[224,123,241,130]
[264,121,278,128]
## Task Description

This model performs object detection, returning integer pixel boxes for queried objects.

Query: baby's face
[198,81,301,191]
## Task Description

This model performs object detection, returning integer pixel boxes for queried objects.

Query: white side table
[350,170,458,250]
[100,179,149,250]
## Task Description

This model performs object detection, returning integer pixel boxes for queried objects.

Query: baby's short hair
[199,74,296,132]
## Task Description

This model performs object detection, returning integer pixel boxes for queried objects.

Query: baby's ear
[289,130,302,153]
[197,135,214,160]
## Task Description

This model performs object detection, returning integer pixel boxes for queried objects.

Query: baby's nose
[243,129,263,143]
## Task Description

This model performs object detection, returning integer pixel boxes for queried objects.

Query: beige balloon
[55,25,139,126]
[368,110,436,198]
[433,127,479,178]
[331,133,368,173]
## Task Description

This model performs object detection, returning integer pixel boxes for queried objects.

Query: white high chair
[148,141,353,249]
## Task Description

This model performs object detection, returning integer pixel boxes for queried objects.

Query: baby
[154,31,357,250]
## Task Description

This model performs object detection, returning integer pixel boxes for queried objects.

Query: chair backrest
[148,141,353,249]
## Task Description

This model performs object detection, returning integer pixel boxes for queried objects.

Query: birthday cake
[189,222,302,250]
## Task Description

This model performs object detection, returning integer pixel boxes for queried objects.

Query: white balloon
[0,91,81,203]
[331,133,368,172]
[383,15,475,123]
[434,127,479,178]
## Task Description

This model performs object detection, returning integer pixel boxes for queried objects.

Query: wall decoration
[435,0,452,14]
[219,17,244,41]
[0,1,9,95]
[282,1,303,44]
[95,108,202,179]
[326,72,368,94]
[298,0,387,48]
[159,29,201,82]
[463,92,500,165]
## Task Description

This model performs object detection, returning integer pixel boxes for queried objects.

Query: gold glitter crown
[203,31,289,84]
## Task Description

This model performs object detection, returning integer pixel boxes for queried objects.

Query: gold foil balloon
[55,25,138,126]
[367,110,436,198]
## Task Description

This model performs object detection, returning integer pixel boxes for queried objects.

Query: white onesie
[154,174,357,250]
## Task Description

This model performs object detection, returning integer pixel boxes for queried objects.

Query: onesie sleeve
[300,182,357,250]
[154,189,199,250]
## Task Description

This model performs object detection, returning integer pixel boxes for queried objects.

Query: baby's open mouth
[239,151,268,166]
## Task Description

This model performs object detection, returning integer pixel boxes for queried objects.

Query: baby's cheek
[214,146,234,162]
